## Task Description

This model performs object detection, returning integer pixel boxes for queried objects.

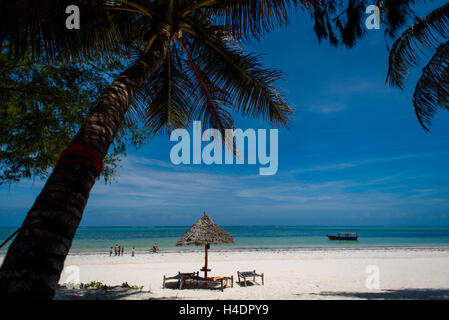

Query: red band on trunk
[56,144,104,177]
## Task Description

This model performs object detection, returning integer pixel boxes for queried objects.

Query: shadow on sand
[236,280,258,287]
[310,288,449,300]
[55,285,154,300]
[162,281,225,291]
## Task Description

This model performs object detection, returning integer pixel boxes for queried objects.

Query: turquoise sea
[2,226,449,253]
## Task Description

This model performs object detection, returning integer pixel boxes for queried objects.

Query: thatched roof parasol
[176,212,234,246]
[176,212,234,277]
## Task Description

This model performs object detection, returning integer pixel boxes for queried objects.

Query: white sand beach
[38,247,449,299]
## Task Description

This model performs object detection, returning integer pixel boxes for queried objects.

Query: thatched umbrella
[176,212,234,277]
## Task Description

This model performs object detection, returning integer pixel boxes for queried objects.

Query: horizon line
[2,225,449,228]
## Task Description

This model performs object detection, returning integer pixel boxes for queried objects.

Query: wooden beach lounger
[199,276,233,291]
[237,270,264,286]
[187,275,233,291]
[163,272,199,289]
[163,272,233,291]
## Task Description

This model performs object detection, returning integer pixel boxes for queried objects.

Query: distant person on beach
[114,244,118,256]
[152,242,158,253]
[109,247,113,256]
[121,247,124,256]
[132,247,135,257]
[118,245,121,256]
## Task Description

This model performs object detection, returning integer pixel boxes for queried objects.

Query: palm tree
[0,0,299,298]
[387,2,449,130]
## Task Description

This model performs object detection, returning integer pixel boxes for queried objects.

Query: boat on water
[327,232,358,240]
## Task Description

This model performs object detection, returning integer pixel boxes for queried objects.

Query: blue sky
[1,2,449,227]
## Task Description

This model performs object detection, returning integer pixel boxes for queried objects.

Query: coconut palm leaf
[186,21,292,126]
[133,46,194,134]
[205,0,301,41]
[0,0,125,62]
[177,37,235,136]
[387,2,449,89]
[299,1,432,49]
[378,0,423,38]
[413,41,449,131]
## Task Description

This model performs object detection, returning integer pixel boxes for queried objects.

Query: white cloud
[305,78,388,115]
[2,152,449,225]
[289,152,448,174]
[89,156,239,208]
[307,104,347,114]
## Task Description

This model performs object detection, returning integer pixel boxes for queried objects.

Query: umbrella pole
[204,244,208,278]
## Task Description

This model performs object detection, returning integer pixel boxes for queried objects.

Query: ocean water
[1,226,449,253]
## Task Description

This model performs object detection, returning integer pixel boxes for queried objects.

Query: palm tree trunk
[0,23,172,299]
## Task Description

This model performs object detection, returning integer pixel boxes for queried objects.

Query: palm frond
[177,38,234,136]
[185,22,293,127]
[0,0,126,62]
[299,0,362,48]
[301,1,431,48]
[377,0,423,38]
[131,45,194,135]
[206,0,300,41]
[118,0,155,18]
[413,41,449,131]
[387,2,449,88]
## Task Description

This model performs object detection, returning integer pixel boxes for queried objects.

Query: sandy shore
[26,247,446,299]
